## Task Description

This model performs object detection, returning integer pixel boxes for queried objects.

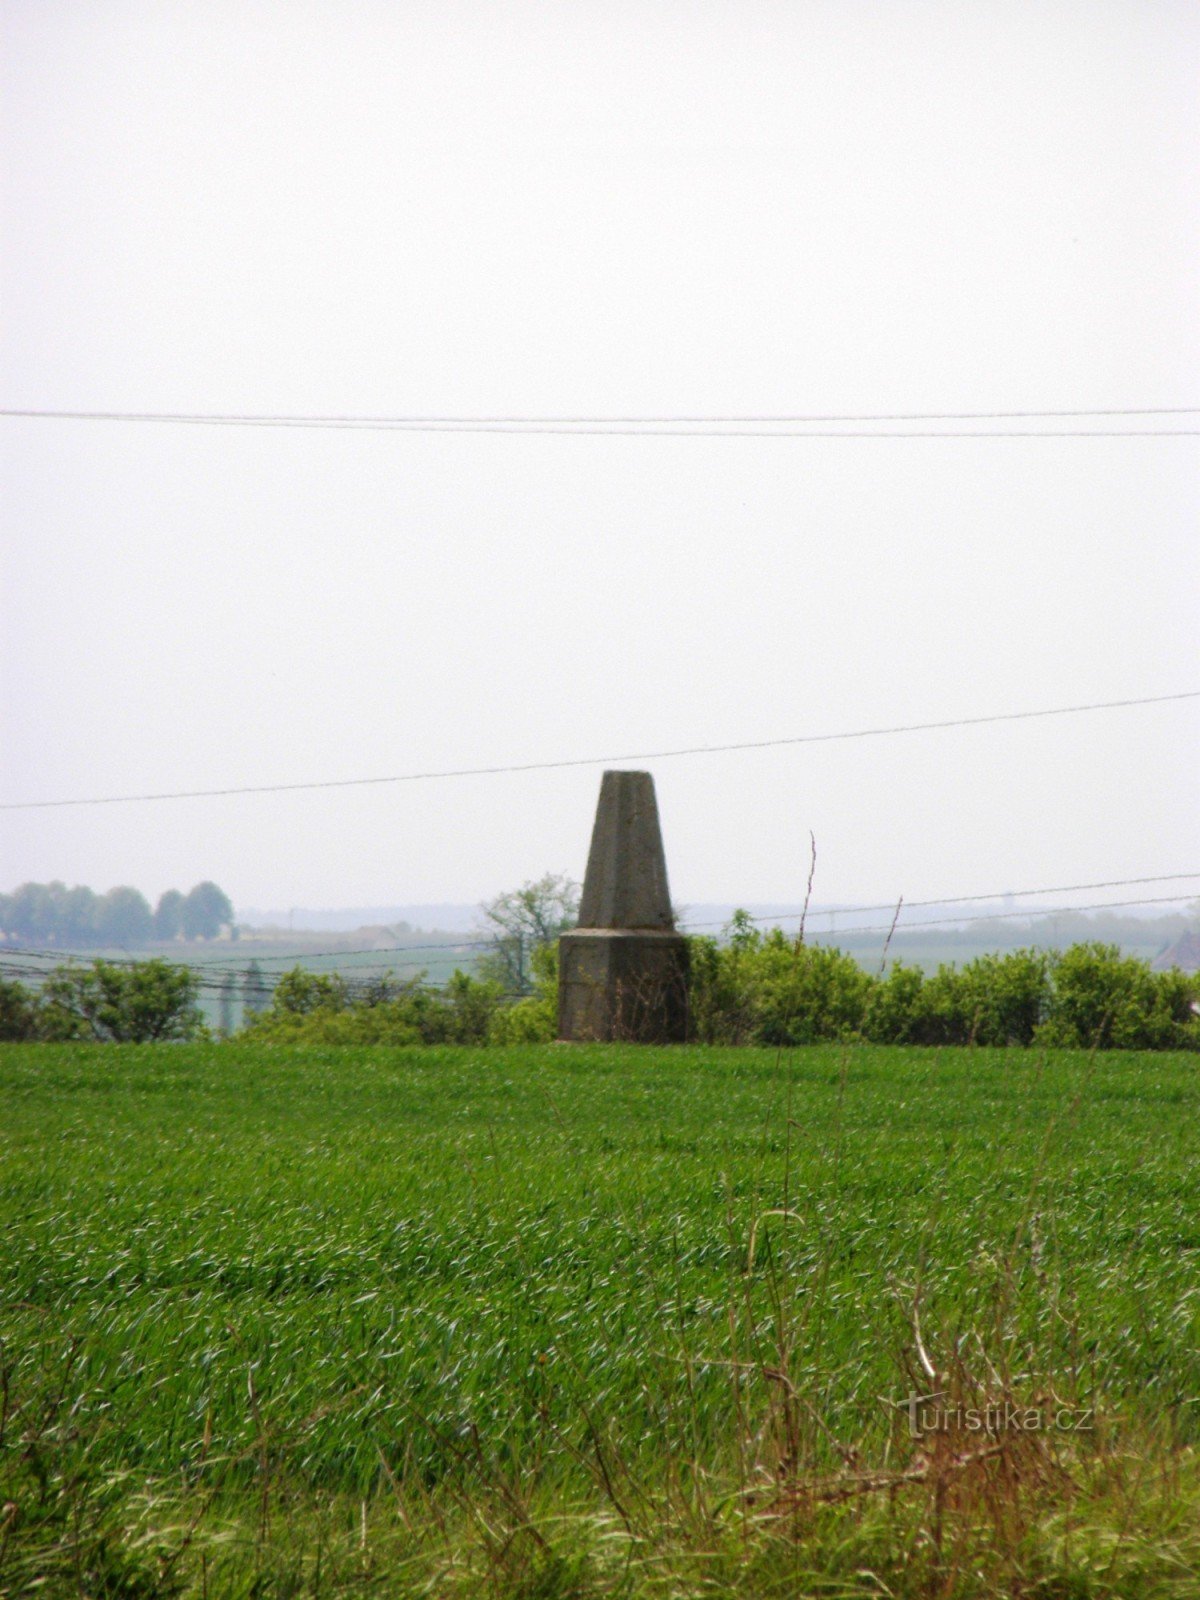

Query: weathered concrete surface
[558,928,689,1042]
[558,771,689,1043]
[577,770,675,930]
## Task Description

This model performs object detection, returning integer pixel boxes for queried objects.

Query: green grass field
[3,1041,1199,1597]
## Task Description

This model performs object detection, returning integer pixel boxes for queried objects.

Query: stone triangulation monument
[557,771,689,1042]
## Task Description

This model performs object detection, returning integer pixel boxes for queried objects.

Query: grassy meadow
[2,1040,1200,1597]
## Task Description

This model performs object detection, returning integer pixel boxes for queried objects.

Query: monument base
[558,929,689,1043]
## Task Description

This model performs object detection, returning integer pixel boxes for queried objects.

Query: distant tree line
[0,880,234,947]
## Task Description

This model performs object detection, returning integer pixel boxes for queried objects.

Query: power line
[685,892,1200,941]
[792,892,1199,941]
[195,937,493,969]
[216,883,1199,971]
[3,689,1195,811]
[680,872,1200,932]
[2,873,1196,979]
[0,937,485,968]
[7,405,1200,423]
[0,959,481,999]
[1,891,1192,993]
[0,936,488,972]
[2,407,1198,438]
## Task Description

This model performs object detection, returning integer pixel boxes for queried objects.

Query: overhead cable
[1,406,1198,437]
[3,690,1196,811]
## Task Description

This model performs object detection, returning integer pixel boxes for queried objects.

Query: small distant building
[1150,930,1200,974]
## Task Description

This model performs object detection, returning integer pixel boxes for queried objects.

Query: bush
[862,962,931,1044]
[243,966,506,1046]
[1038,942,1199,1050]
[688,918,871,1045]
[0,977,41,1041]
[37,959,206,1043]
[688,921,1197,1051]
[270,967,349,1015]
[894,949,1052,1048]
[489,942,559,1043]
[3,934,1190,1053]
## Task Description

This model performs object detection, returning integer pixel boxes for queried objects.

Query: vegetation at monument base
[3,1040,1200,1597]
[7,929,1195,1050]
[687,921,1200,1050]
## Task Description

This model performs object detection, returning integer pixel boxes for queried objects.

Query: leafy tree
[1039,942,1197,1050]
[489,941,559,1043]
[478,873,579,995]
[60,884,100,944]
[0,977,40,1040]
[687,918,873,1045]
[861,950,1052,1047]
[38,959,205,1042]
[6,881,56,942]
[182,881,233,941]
[154,889,186,941]
[2,881,92,943]
[1,882,152,947]
[270,966,348,1014]
[861,962,930,1044]
[95,886,154,947]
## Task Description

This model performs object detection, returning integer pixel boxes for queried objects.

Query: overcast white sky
[2,1,1197,917]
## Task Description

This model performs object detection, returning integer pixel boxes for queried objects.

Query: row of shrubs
[1,932,1196,1049]
[241,961,555,1047]
[252,928,1196,1051]
[0,959,205,1044]
[0,951,557,1047]
[688,919,1199,1050]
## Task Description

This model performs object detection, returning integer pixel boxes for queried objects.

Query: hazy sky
[2,1,1197,916]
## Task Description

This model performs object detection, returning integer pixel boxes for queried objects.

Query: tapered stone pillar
[558,771,689,1042]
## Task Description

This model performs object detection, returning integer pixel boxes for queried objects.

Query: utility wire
[0,937,487,972]
[42,934,493,972]
[1,890,1193,993]
[186,937,494,969]
[6,406,1200,423]
[3,404,1199,424]
[680,872,1200,932]
[0,936,486,968]
[3,690,1196,811]
[0,961,481,998]
[195,871,1200,962]
[2,875,1196,980]
[2,408,1198,438]
[775,892,1200,941]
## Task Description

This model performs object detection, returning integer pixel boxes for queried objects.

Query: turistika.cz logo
[901,1391,1095,1439]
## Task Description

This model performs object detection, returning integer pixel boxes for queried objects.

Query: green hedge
[2,935,1195,1049]
[687,926,1199,1050]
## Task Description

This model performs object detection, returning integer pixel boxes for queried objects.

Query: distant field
[3,1041,1199,1597]
[818,924,1175,970]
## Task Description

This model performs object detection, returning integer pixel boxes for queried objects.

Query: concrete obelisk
[557,771,689,1042]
